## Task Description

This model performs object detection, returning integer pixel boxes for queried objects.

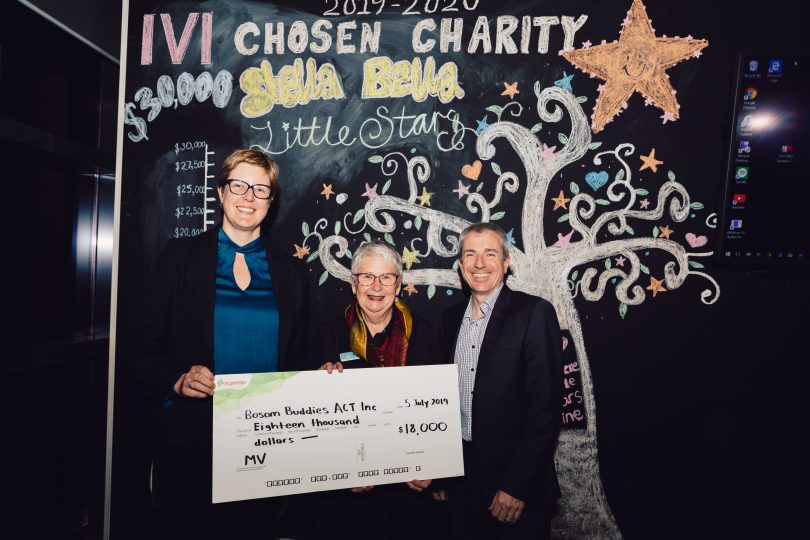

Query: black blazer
[126,228,309,449]
[314,309,440,369]
[440,286,563,506]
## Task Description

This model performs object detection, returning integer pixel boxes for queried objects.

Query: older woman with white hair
[310,240,447,540]
[318,240,438,371]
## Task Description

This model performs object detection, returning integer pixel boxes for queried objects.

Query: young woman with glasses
[127,149,309,540]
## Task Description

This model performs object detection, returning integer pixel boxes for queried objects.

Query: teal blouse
[214,228,279,374]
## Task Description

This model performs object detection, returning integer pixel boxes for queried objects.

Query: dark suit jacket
[314,309,440,369]
[440,285,563,507]
[126,227,309,449]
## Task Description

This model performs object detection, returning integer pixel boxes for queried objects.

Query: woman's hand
[319,361,344,373]
[406,479,432,492]
[173,365,215,398]
[408,480,447,501]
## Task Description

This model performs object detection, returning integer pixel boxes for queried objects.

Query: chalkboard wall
[112,0,810,538]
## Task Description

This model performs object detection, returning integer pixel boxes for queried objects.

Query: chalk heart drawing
[685,233,708,248]
[585,170,610,191]
[461,159,483,180]
[301,86,721,539]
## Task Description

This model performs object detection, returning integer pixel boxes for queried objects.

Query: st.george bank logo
[216,377,250,389]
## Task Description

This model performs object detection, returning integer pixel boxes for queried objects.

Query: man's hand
[173,365,215,398]
[350,485,374,493]
[489,489,525,524]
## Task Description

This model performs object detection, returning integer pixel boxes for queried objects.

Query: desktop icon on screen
[732,194,747,205]
[743,87,758,100]
[729,219,743,231]
[738,141,751,153]
[735,166,749,180]
[781,145,793,153]
[740,115,754,129]
[768,59,783,73]
[749,60,759,72]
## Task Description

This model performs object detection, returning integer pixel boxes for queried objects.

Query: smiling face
[459,230,510,299]
[217,162,272,242]
[351,255,401,320]
[620,44,654,81]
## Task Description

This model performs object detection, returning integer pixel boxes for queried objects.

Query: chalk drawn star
[401,247,421,270]
[506,228,516,245]
[639,148,663,173]
[582,40,592,48]
[615,255,627,266]
[692,49,703,58]
[639,198,650,209]
[475,116,490,135]
[501,82,520,99]
[293,244,310,259]
[417,187,433,206]
[554,230,575,249]
[554,71,575,93]
[659,225,673,239]
[551,190,572,210]
[644,96,654,106]
[452,180,470,199]
[403,282,417,296]
[362,182,379,200]
[561,0,708,132]
[539,143,557,160]
[320,183,335,200]
[646,275,667,297]
[282,122,290,130]
[660,111,677,124]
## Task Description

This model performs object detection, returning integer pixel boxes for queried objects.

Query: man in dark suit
[440,222,563,540]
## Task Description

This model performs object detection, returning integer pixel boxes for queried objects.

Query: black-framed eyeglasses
[225,179,274,199]
[353,272,399,287]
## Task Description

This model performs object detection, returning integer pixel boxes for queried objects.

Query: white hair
[351,241,403,276]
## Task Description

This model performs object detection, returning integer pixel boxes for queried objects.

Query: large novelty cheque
[212,365,463,503]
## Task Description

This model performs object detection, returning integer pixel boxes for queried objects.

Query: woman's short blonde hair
[218,149,279,193]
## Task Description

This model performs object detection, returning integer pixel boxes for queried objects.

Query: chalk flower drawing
[299,84,720,538]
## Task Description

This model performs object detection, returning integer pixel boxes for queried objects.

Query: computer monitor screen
[717,56,809,267]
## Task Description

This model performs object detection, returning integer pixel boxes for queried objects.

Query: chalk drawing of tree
[297,85,720,539]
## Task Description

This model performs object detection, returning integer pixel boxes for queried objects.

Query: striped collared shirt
[454,283,504,441]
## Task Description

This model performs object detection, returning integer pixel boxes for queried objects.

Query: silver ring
[188,380,193,388]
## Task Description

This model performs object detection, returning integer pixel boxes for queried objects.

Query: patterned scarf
[345,299,412,367]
